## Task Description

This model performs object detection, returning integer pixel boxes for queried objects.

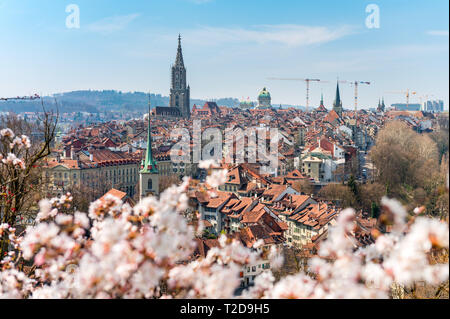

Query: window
[147,179,153,190]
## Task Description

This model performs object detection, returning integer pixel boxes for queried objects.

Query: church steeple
[335,82,341,105]
[377,97,386,112]
[175,34,184,68]
[333,81,343,116]
[139,94,160,199]
[141,94,158,174]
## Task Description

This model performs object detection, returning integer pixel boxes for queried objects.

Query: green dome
[258,87,271,98]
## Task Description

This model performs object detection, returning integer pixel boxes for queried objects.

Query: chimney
[71,146,75,160]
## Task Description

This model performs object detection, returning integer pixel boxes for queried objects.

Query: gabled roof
[98,188,135,206]
[285,169,305,180]
[206,191,234,209]
[99,188,127,202]
[289,203,338,230]
[226,167,242,185]
[324,109,341,124]
[241,203,266,223]
[317,104,327,112]
[192,238,220,258]
[46,159,80,169]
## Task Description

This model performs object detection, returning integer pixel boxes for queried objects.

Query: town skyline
[0,0,448,109]
[0,0,448,302]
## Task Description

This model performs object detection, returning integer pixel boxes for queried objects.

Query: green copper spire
[320,92,324,105]
[141,94,158,174]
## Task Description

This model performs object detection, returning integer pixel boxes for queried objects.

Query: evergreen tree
[371,202,380,219]
[348,175,359,198]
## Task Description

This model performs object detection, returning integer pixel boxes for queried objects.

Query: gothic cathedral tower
[169,34,190,119]
[140,95,160,200]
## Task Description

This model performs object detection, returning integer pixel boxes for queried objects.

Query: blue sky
[0,0,448,109]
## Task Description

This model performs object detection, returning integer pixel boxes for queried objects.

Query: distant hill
[0,90,240,113]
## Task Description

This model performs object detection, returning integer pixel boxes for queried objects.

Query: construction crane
[339,80,371,112]
[385,89,417,110]
[267,77,326,112]
[0,94,40,101]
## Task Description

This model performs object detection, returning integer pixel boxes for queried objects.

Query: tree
[429,119,449,164]
[370,202,380,219]
[292,179,314,195]
[370,121,440,199]
[0,163,448,299]
[347,174,359,199]
[0,110,57,259]
[318,183,357,208]
[359,182,385,213]
[346,155,359,178]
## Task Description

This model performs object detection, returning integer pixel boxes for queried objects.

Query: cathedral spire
[141,94,158,174]
[333,80,343,116]
[170,34,190,119]
[175,34,184,68]
[335,82,341,106]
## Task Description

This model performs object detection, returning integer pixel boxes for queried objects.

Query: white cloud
[180,24,357,47]
[427,30,449,36]
[87,14,140,34]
